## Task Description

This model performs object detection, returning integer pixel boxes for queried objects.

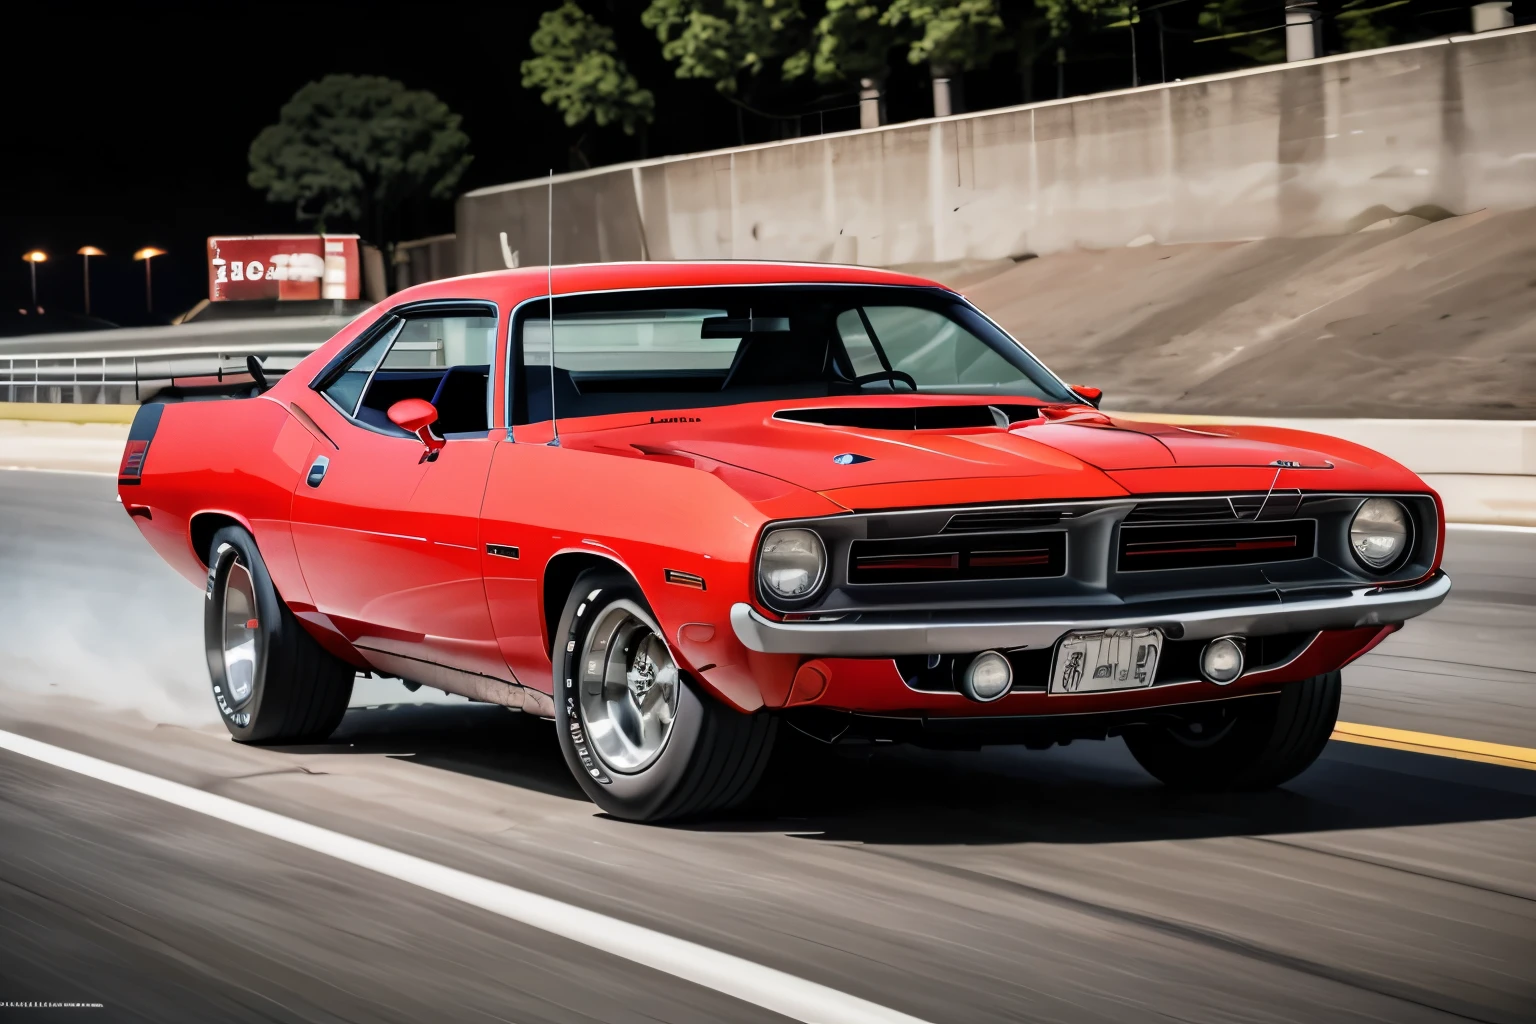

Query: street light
[77,246,105,316]
[133,246,166,313]
[22,250,47,312]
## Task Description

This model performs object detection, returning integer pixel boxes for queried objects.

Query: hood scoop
[775,404,1042,431]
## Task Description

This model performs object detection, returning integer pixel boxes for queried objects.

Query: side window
[321,318,401,416]
[380,316,496,370]
[323,312,498,436]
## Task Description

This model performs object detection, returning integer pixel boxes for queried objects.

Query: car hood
[565,400,1417,511]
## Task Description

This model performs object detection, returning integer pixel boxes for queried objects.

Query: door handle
[306,455,330,488]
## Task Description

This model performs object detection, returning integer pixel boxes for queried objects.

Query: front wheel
[204,526,355,743]
[552,569,776,821]
[1123,671,1341,791]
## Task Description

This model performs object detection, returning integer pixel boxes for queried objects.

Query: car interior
[522,327,841,424]
[321,311,495,439]
[517,285,1070,423]
[319,289,1069,435]
[353,364,490,436]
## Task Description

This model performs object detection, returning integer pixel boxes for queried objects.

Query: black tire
[204,525,355,744]
[1123,671,1341,791]
[552,568,776,822]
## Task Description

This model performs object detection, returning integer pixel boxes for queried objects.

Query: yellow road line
[1332,721,1536,771]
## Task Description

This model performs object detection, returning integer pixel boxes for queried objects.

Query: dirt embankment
[953,207,1536,419]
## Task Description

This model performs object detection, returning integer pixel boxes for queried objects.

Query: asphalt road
[0,470,1532,1023]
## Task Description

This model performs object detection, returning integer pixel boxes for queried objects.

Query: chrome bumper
[730,571,1451,657]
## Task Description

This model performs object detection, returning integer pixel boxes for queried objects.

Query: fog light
[961,651,1013,702]
[1200,636,1246,685]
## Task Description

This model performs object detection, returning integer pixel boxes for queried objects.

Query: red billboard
[207,235,361,302]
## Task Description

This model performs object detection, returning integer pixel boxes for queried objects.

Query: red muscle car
[118,262,1449,821]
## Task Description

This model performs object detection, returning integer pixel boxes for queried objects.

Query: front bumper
[730,570,1451,656]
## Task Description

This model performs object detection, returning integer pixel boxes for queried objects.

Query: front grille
[944,509,1065,532]
[1117,519,1316,572]
[1126,490,1304,523]
[1124,498,1234,523]
[1231,490,1303,520]
[849,531,1066,584]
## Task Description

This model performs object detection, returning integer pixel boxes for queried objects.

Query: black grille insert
[944,509,1065,532]
[1126,491,1305,523]
[850,531,1066,584]
[1124,499,1235,523]
[1118,519,1316,572]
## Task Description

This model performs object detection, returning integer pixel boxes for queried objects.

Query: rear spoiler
[139,355,291,403]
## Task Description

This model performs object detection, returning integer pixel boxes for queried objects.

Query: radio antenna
[546,168,560,447]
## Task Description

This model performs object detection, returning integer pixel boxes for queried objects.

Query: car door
[290,304,507,682]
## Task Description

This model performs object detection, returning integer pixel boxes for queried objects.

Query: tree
[999,0,1054,101]
[1336,0,1408,50]
[248,74,471,251]
[1034,0,1127,39]
[522,1,656,152]
[642,0,806,96]
[784,0,903,87]
[781,0,907,128]
[884,0,1009,113]
[886,0,1008,70]
[1196,0,1285,64]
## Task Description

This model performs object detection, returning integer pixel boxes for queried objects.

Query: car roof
[385,261,951,308]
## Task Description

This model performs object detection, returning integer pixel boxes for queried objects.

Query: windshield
[516,284,1072,423]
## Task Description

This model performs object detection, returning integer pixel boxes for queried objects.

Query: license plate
[1049,628,1163,694]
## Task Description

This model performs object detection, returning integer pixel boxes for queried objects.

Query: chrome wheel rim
[221,561,259,708]
[576,600,679,774]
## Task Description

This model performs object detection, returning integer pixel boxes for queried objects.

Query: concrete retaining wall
[459,26,1536,272]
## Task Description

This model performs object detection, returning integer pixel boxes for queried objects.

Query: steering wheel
[848,370,918,392]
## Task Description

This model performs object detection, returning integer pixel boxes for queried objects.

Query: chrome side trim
[730,571,1450,657]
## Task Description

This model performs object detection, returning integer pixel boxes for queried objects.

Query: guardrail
[0,315,352,406]
[0,353,310,405]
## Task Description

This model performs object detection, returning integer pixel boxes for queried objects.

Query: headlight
[1349,498,1411,570]
[759,529,827,601]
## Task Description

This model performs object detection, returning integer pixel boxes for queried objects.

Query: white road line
[0,729,932,1024]
[0,465,116,477]
[1446,522,1536,535]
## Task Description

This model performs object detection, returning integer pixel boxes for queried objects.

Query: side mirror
[388,398,445,460]
[1070,384,1103,408]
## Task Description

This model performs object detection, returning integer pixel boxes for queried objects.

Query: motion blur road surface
[1,470,1532,1023]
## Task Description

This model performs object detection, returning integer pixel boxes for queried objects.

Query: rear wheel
[1123,671,1341,791]
[204,526,355,743]
[552,569,776,821]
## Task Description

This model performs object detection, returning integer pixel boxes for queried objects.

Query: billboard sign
[207,235,360,302]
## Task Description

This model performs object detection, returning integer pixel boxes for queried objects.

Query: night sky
[1,1,1077,329]
[10,1,1412,329]
[2,3,711,328]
